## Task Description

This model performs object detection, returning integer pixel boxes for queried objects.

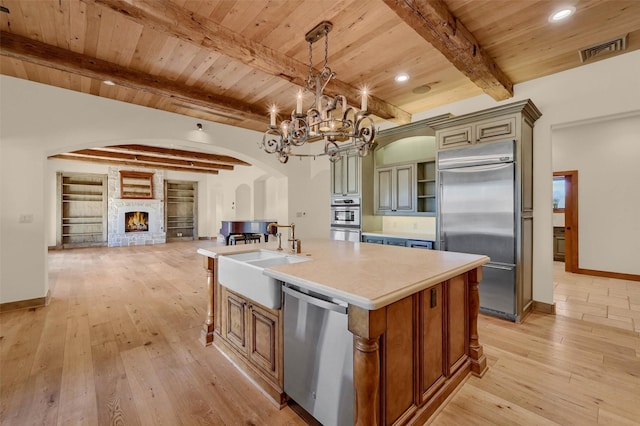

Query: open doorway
[553,170,579,273]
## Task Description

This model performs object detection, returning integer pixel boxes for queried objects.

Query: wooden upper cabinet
[438,125,474,149]
[375,164,414,214]
[331,152,361,196]
[475,115,516,143]
[120,171,154,199]
[436,115,516,150]
[434,100,541,152]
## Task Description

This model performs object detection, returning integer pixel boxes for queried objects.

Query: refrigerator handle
[440,232,446,251]
[442,162,513,173]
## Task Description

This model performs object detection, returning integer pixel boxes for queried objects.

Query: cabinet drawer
[363,236,385,244]
[475,116,516,142]
[407,240,433,249]
[385,238,408,247]
[437,126,473,149]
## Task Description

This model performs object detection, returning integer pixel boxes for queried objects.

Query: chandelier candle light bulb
[270,106,277,127]
[361,89,368,111]
[296,91,303,114]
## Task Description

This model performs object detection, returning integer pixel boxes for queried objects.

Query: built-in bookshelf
[165,180,197,241]
[58,172,107,248]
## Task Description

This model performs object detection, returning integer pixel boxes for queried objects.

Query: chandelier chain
[308,41,313,86]
[324,26,329,70]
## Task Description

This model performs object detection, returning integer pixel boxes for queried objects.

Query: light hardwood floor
[554,261,640,333]
[1,241,639,425]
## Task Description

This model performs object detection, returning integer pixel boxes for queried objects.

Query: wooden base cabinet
[219,286,284,405]
[202,256,485,423]
[350,268,486,425]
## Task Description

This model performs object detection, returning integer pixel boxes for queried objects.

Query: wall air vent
[578,34,628,63]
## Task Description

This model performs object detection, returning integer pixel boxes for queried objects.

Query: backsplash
[382,216,436,234]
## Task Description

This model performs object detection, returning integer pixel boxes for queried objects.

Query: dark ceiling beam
[105,145,250,166]
[382,0,514,100]
[0,31,268,123]
[49,154,220,174]
[89,0,412,124]
[71,149,235,170]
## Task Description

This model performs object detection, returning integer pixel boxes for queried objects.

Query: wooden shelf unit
[165,180,197,240]
[58,173,107,248]
[120,171,154,199]
[416,160,437,214]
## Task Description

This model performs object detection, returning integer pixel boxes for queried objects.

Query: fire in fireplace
[125,211,149,232]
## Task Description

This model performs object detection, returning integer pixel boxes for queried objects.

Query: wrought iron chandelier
[260,21,376,164]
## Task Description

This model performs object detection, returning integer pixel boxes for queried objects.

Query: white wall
[383,49,640,304]
[3,49,640,306]
[553,112,640,274]
[0,76,307,304]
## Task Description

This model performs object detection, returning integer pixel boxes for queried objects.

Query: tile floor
[553,261,640,332]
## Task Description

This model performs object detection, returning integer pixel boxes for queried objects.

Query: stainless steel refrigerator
[438,140,532,321]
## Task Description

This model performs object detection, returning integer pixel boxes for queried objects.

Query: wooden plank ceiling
[2,0,639,172]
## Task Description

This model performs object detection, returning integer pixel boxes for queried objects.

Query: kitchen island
[197,239,488,425]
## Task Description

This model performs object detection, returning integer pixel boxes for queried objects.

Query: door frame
[553,170,579,272]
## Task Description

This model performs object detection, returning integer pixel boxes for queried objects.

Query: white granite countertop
[198,239,487,310]
[362,230,437,241]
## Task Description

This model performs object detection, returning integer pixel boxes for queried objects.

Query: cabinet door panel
[331,161,344,196]
[395,165,414,211]
[475,116,516,142]
[248,305,279,377]
[345,154,360,195]
[225,292,247,353]
[422,284,444,397]
[438,126,473,149]
[385,296,416,424]
[377,168,393,211]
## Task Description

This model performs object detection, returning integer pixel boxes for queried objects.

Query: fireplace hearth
[125,211,149,232]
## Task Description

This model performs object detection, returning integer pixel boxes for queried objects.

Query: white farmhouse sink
[218,250,310,309]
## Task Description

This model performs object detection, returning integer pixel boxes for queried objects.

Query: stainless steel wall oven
[330,196,361,242]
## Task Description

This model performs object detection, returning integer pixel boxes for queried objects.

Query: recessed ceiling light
[395,73,409,83]
[549,6,575,22]
[103,80,116,86]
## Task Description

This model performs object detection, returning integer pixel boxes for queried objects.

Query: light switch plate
[19,214,34,223]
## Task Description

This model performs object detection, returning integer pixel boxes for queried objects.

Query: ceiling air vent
[578,34,628,63]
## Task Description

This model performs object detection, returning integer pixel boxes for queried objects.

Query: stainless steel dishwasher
[282,284,354,426]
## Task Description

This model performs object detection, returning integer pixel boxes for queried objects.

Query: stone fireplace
[107,167,166,247]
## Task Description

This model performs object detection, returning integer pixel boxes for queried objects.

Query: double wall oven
[330,196,361,243]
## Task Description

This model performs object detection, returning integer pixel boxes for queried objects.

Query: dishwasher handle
[282,285,348,315]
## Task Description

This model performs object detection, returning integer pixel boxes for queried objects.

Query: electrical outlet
[177,232,183,237]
